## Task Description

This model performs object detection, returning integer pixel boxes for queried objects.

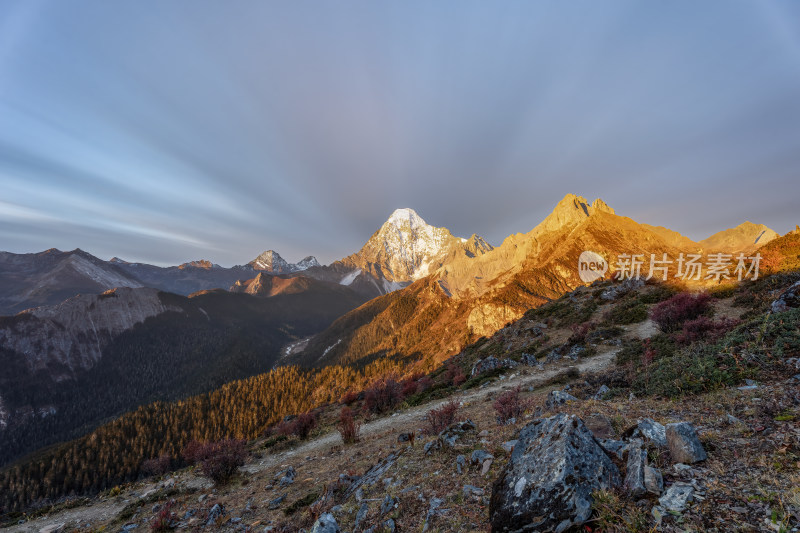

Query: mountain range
[0,194,788,474]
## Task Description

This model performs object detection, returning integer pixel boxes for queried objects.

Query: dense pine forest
[0,355,416,514]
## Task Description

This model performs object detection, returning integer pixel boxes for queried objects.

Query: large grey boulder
[666,422,707,464]
[490,414,621,532]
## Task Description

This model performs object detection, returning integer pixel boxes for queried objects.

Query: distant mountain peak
[700,221,779,252]
[178,260,216,270]
[249,250,319,274]
[532,194,616,235]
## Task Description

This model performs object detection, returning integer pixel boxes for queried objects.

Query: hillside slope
[0,285,365,468]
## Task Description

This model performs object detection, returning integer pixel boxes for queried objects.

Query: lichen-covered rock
[592,384,611,400]
[666,422,707,464]
[545,390,578,408]
[624,439,647,497]
[439,419,477,447]
[310,512,339,533]
[644,466,664,495]
[520,353,542,367]
[659,482,694,512]
[471,356,518,376]
[771,280,800,313]
[632,418,667,448]
[489,414,621,532]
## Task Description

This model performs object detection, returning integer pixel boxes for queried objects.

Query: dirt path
[242,346,620,475]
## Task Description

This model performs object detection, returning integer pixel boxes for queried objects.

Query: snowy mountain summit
[340,208,493,286]
[248,250,320,274]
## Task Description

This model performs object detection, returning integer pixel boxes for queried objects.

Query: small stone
[637,418,667,447]
[624,439,647,497]
[354,503,369,530]
[456,455,465,474]
[651,505,665,526]
[471,450,493,465]
[478,430,489,437]
[501,440,518,453]
[206,503,224,527]
[481,458,493,476]
[644,466,664,495]
[463,485,485,500]
[198,494,208,503]
[397,432,413,443]
[383,518,396,533]
[310,512,339,533]
[666,422,707,464]
[380,495,398,517]
[545,390,578,408]
[659,483,694,512]
[593,384,610,400]
[726,414,744,425]
[424,440,441,455]
[597,438,628,460]
[268,494,286,510]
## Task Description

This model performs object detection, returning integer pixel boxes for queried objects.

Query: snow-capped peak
[385,208,428,230]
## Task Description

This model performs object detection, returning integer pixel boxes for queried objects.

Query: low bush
[339,390,359,405]
[337,407,361,444]
[182,439,248,485]
[362,375,406,415]
[141,454,172,477]
[424,399,459,435]
[674,316,740,345]
[604,300,648,325]
[493,386,529,424]
[278,412,317,440]
[650,292,712,332]
[445,363,466,386]
[150,500,176,532]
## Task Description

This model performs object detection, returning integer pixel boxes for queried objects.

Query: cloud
[0,0,798,265]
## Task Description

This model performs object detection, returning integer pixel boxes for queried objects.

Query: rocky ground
[4,277,799,533]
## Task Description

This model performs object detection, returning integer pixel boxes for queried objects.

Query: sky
[1,1,799,266]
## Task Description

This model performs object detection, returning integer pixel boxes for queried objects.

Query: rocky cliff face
[0,287,179,380]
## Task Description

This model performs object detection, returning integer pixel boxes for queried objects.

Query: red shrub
[278,412,317,440]
[650,292,712,333]
[445,364,466,386]
[493,386,530,424]
[340,390,359,405]
[362,375,405,415]
[151,500,176,532]
[424,399,459,435]
[402,378,420,397]
[337,407,362,444]
[182,439,248,485]
[675,316,740,345]
[141,454,172,476]
[416,376,434,393]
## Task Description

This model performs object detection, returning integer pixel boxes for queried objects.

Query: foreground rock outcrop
[489,413,621,532]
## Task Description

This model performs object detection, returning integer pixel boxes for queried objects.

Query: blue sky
[1,1,799,265]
